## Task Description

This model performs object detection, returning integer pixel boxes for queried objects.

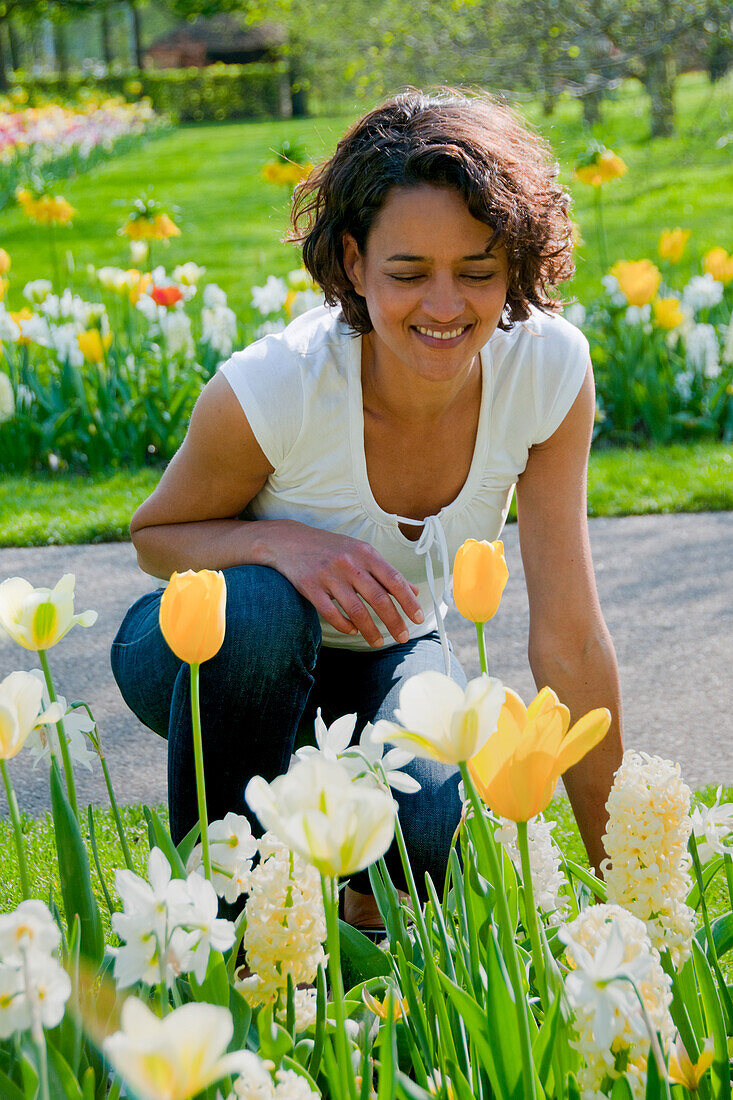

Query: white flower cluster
[187,811,258,903]
[292,709,420,794]
[202,283,238,359]
[220,1066,320,1100]
[251,270,324,327]
[1,285,110,368]
[685,322,720,378]
[601,750,695,966]
[559,903,674,1100]
[236,832,327,1030]
[682,273,724,313]
[0,900,71,1040]
[601,274,627,307]
[495,814,570,925]
[624,304,651,328]
[23,667,96,771]
[691,786,733,864]
[112,847,235,988]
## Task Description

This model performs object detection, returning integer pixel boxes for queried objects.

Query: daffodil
[658,228,690,263]
[0,574,97,652]
[362,986,408,1021]
[158,569,226,665]
[667,1034,714,1091]
[371,670,505,765]
[609,259,661,307]
[467,686,610,821]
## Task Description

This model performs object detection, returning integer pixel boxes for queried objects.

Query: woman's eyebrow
[385,250,496,262]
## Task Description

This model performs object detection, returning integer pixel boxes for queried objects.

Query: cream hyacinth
[495,814,570,925]
[236,833,326,1030]
[559,904,674,1100]
[601,750,695,966]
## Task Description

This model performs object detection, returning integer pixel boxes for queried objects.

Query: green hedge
[10,63,291,123]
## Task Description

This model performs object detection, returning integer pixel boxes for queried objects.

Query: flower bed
[0,548,731,1099]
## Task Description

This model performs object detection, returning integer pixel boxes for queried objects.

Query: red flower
[151,285,184,308]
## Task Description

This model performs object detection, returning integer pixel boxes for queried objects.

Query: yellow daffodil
[668,1035,714,1091]
[453,538,508,623]
[0,574,97,651]
[362,987,408,1021]
[653,297,685,330]
[609,259,661,307]
[467,686,611,822]
[0,671,64,760]
[574,149,627,187]
[658,228,690,263]
[77,329,112,363]
[703,247,733,285]
[158,569,226,665]
[9,308,33,345]
[0,249,10,275]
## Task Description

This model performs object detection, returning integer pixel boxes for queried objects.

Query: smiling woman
[112,89,623,935]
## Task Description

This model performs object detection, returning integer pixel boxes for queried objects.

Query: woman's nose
[421,276,466,322]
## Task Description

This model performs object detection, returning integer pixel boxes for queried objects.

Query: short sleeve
[218,335,304,469]
[531,315,590,445]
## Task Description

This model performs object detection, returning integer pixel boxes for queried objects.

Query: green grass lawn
[1,441,730,548]
[0,71,730,318]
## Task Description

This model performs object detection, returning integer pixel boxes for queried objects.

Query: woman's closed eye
[387,272,496,282]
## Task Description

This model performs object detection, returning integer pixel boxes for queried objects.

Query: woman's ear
[342,232,365,296]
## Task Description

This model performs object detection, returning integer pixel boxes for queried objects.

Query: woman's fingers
[325,580,391,647]
[368,555,425,624]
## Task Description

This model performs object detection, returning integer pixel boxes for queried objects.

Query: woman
[111,89,623,932]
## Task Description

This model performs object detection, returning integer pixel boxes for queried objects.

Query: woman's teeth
[415,325,468,340]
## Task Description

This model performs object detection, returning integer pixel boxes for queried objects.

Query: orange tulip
[703,247,733,285]
[467,686,611,822]
[151,285,184,308]
[453,539,508,623]
[159,570,226,665]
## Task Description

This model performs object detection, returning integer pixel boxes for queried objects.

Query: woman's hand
[262,520,424,647]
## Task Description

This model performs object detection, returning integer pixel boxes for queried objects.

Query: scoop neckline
[346,329,493,547]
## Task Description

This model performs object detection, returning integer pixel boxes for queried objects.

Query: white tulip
[371,670,506,764]
[246,757,396,877]
[104,997,263,1100]
[0,573,97,651]
[0,671,64,760]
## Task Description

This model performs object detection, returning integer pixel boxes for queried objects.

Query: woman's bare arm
[515,362,624,877]
[130,372,424,645]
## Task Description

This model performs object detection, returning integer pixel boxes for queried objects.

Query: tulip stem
[516,821,548,1010]
[1,759,30,900]
[475,621,488,675]
[321,874,357,1100]
[39,649,79,820]
[459,763,538,1100]
[189,663,212,881]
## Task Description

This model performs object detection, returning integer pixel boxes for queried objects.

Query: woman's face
[343,184,509,384]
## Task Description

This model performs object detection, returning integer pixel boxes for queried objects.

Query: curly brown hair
[289,88,575,334]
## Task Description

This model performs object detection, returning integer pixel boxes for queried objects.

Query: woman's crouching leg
[167,564,321,844]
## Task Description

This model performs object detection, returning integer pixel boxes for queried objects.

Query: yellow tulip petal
[555,708,611,775]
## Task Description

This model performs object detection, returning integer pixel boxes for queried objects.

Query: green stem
[594,186,608,274]
[459,763,537,1100]
[48,224,60,294]
[475,621,488,675]
[690,834,733,1027]
[100,752,134,870]
[321,875,356,1100]
[723,853,733,914]
[516,821,548,1010]
[1,759,31,899]
[38,649,78,819]
[189,663,211,880]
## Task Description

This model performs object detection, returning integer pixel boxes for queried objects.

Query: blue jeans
[110,564,466,896]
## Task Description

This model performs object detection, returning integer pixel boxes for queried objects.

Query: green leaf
[692,939,731,1100]
[47,1043,84,1100]
[50,758,104,966]
[228,985,252,1052]
[190,949,230,1007]
[0,1068,25,1100]
[532,986,563,1088]
[695,913,733,960]
[339,920,392,990]
[644,1051,665,1100]
[176,819,201,867]
[564,859,607,901]
[610,1077,635,1100]
[143,806,187,878]
[256,1004,294,1064]
[395,1070,434,1100]
[436,961,516,1100]
[377,990,396,1100]
[87,805,115,916]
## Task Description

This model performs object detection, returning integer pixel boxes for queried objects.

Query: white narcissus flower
[0,900,61,963]
[289,288,324,317]
[203,283,228,309]
[0,573,97,652]
[22,279,53,304]
[0,671,64,760]
[246,757,396,877]
[202,303,237,358]
[682,273,724,312]
[167,871,235,984]
[173,262,206,286]
[0,964,28,1038]
[371,670,505,765]
[187,812,257,904]
[22,952,72,1032]
[294,711,420,794]
[251,275,288,316]
[0,309,20,342]
[24,668,96,772]
[691,787,733,864]
[104,998,264,1100]
[130,240,149,264]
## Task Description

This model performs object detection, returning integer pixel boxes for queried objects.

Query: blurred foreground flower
[467,686,610,821]
[78,328,112,363]
[159,569,226,665]
[0,574,97,651]
[609,259,661,307]
[703,247,733,285]
[0,372,13,422]
[574,145,627,187]
[667,1034,714,1091]
[658,228,690,263]
[0,671,64,760]
[0,900,71,1039]
[17,188,76,226]
[653,296,685,331]
[0,249,10,275]
[372,670,506,765]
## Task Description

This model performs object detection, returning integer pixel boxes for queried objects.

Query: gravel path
[1,510,731,819]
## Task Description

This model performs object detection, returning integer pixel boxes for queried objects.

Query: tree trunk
[582,87,603,127]
[0,27,8,93]
[7,19,22,72]
[289,49,308,117]
[100,7,113,68]
[52,20,69,75]
[643,48,675,138]
[129,1,144,71]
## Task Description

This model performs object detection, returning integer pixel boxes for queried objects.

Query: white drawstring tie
[393,512,452,675]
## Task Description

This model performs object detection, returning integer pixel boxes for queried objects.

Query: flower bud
[159,569,226,665]
[452,538,508,623]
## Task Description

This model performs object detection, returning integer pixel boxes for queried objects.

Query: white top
[219,304,589,655]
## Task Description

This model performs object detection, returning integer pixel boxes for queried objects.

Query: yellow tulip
[128,271,153,305]
[609,259,661,307]
[0,248,10,275]
[467,686,611,822]
[362,987,408,1021]
[574,149,627,187]
[159,569,226,665]
[668,1035,714,1091]
[77,329,112,363]
[152,212,181,240]
[703,247,733,285]
[658,228,690,264]
[453,538,508,623]
[652,297,685,331]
